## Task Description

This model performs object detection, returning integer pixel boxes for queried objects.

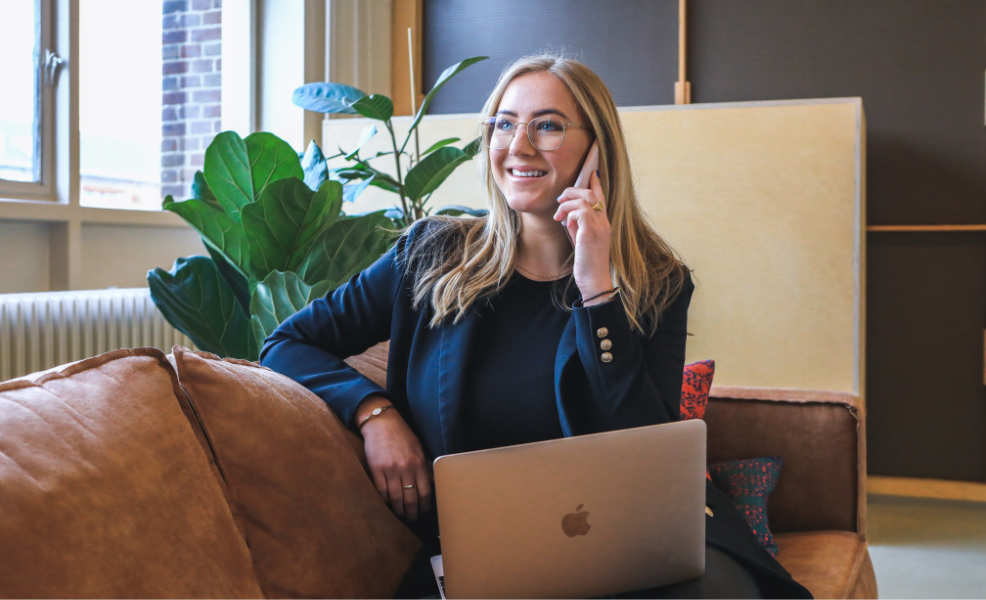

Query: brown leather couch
[706,386,878,599]
[0,343,876,598]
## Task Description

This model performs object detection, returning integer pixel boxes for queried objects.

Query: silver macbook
[431,419,707,599]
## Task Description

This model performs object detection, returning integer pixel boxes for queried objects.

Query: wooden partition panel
[324,98,865,394]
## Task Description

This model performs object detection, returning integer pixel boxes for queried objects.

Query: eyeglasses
[479,116,591,152]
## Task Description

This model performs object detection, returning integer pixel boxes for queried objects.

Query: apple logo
[561,504,591,537]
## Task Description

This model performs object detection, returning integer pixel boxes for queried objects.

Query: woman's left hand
[554,170,613,301]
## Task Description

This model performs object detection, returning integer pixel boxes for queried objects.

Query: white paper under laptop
[431,419,707,599]
[430,555,446,599]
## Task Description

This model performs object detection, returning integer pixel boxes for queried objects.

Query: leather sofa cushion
[705,396,860,533]
[344,340,390,389]
[775,531,871,599]
[0,348,263,598]
[171,347,421,599]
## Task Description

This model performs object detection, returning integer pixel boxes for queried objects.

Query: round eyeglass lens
[484,117,516,150]
[529,117,566,151]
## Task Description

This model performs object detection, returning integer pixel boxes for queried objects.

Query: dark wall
[687,0,986,482]
[422,0,678,113]
[688,0,986,225]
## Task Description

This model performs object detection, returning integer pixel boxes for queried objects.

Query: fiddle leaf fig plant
[292,55,489,226]
[148,131,393,361]
[150,56,491,360]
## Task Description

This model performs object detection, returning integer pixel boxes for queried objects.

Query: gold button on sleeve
[600,339,612,351]
[601,352,613,363]
[596,327,609,338]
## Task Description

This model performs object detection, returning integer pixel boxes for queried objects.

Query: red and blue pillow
[708,457,784,557]
[679,360,784,557]
[681,359,715,421]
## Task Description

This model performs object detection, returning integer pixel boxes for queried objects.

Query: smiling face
[490,71,594,218]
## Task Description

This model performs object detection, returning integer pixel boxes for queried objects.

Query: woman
[260,55,811,599]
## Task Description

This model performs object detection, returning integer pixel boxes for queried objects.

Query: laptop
[430,419,707,599]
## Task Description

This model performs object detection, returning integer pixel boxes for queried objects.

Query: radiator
[0,288,194,382]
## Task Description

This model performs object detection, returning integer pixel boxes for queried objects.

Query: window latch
[44,49,64,87]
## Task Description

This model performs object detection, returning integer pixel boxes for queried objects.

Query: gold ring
[403,484,416,490]
[592,201,604,212]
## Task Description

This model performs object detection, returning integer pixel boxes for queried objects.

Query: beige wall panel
[0,222,51,294]
[326,99,864,393]
[80,224,204,290]
[620,102,862,393]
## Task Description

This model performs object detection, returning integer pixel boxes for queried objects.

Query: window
[79,0,222,211]
[0,0,52,196]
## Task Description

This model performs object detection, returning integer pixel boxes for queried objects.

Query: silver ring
[403,484,416,490]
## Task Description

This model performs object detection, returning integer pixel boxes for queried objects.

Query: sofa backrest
[0,348,263,598]
[707,386,865,537]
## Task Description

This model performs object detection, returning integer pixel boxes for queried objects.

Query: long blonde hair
[402,54,690,335]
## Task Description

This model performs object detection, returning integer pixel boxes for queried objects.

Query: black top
[462,273,571,451]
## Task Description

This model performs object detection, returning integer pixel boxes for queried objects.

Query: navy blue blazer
[260,221,690,459]
[259,220,811,598]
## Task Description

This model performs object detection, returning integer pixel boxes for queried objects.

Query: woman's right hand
[355,395,433,523]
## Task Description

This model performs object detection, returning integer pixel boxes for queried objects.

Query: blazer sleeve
[570,271,695,432]
[258,225,417,429]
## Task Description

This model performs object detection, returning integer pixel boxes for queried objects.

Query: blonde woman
[261,55,811,599]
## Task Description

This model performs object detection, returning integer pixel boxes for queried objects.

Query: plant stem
[419,192,433,220]
[386,120,410,220]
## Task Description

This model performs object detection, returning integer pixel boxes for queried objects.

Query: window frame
[0,0,56,201]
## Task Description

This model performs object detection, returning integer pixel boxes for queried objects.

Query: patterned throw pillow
[708,457,785,557]
[680,360,715,480]
[681,359,715,420]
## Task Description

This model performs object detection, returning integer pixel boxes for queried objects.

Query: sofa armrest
[706,386,866,537]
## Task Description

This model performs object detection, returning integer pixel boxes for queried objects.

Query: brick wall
[161,0,222,200]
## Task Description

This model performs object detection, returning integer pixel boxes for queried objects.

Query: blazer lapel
[437,307,483,455]
[554,315,580,437]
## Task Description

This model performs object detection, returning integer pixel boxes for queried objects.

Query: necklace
[515,262,573,280]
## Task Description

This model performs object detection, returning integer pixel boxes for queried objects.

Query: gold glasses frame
[478,116,591,152]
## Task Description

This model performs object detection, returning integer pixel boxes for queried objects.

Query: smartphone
[563,141,600,247]
[574,141,600,189]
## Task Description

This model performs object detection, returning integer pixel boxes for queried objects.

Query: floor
[867,494,986,598]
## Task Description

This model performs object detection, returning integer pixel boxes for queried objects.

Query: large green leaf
[342,175,375,203]
[292,82,366,114]
[203,131,253,219]
[191,170,219,207]
[204,242,251,313]
[241,178,344,279]
[250,271,333,345]
[404,146,471,201]
[345,124,377,160]
[434,205,488,217]
[333,166,401,193]
[297,213,393,287]
[163,195,250,275]
[404,56,488,149]
[462,136,482,157]
[147,256,255,360]
[422,137,460,155]
[245,132,304,199]
[301,140,329,192]
[350,94,394,121]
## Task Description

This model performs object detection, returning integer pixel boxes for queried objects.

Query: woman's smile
[505,165,549,181]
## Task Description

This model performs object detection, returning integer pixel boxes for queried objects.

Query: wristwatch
[358,404,394,431]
